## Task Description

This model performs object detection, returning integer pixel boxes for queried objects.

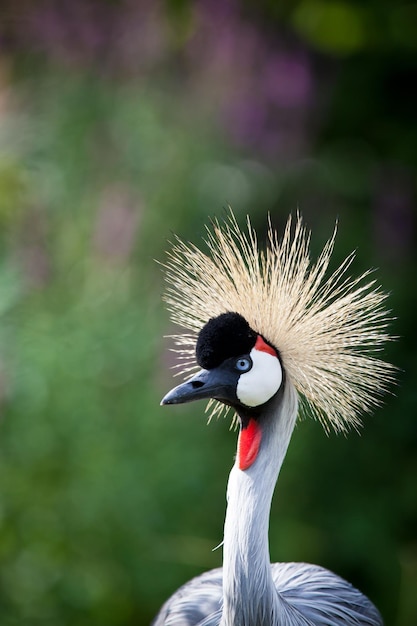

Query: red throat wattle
[238,418,262,470]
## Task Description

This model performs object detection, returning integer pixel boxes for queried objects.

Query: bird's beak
[161,367,236,406]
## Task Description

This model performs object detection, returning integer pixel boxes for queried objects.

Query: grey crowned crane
[153,212,394,626]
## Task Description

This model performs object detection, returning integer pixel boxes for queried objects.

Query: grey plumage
[153,563,382,626]
[152,569,222,626]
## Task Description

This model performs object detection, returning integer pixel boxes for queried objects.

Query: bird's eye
[235,357,252,372]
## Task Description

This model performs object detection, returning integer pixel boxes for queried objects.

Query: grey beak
[161,366,237,406]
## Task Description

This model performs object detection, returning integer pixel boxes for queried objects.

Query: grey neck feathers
[221,381,298,626]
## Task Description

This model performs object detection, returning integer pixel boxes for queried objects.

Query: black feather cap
[196,312,257,370]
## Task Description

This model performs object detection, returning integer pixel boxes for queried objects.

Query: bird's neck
[221,382,298,626]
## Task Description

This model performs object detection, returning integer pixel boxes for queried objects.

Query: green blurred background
[0,1,415,624]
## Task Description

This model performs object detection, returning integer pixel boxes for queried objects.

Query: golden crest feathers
[163,211,395,432]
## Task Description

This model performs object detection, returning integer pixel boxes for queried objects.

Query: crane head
[161,312,283,412]
[161,211,395,434]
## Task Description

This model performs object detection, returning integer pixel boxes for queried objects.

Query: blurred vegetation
[0,0,415,624]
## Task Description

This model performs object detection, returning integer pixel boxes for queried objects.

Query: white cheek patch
[236,348,283,407]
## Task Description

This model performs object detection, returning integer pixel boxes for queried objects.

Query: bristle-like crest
[163,211,395,432]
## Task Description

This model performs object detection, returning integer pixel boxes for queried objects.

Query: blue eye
[235,357,252,372]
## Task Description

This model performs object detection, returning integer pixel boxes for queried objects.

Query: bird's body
[154,563,382,626]
[154,213,394,625]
